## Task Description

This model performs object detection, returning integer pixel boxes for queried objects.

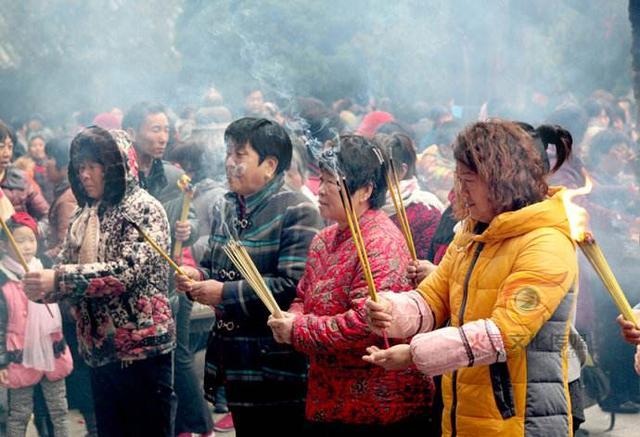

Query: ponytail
[535,124,572,173]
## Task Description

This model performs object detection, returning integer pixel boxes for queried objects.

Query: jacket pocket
[490,361,516,419]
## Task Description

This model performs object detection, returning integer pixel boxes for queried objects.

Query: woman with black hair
[268,135,435,436]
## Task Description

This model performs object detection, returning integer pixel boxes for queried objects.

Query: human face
[78,160,105,200]
[28,137,46,161]
[603,142,634,177]
[317,170,347,224]
[45,158,64,185]
[225,141,276,196]
[135,112,169,160]
[244,90,264,115]
[7,226,38,264]
[0,137,13,171]
[456,162,496,223]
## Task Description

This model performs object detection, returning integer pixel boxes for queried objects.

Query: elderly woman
[364,120,576,436]
[24,127,176,437]
[268,135,434,436]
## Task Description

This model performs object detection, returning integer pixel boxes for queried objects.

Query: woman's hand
[23,270,56,301]
[187,280,224,306]
[364,297,393,335]
[0,368,8,386]
[617,310,640,345]
[175,266,201,293]
[407,259,436,283]
[174,220,191,243]
[362,344,413,370]
[267,312,296,344]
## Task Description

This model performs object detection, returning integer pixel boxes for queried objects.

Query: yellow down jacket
[418,188,578,436]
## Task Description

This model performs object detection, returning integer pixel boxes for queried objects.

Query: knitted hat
[9,212,38,238]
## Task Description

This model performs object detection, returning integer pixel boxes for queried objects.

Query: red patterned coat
[290,209,434,425]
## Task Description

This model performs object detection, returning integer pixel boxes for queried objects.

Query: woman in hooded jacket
[23,127,176,437]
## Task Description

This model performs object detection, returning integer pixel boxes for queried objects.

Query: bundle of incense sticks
[172,174,194,261]
[223,239,283,318]
[387,157,417,261]
[577,232,637,325]
[562,174,637,326]
[337,177,378,302]
[337,176,390,348]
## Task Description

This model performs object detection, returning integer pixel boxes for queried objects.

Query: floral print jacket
[43,131,175,368]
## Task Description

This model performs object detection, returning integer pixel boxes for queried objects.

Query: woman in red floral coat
[269,135,435,436]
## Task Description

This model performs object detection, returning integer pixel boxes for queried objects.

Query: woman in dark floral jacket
[269,135,435,437]
[24,127,176,437]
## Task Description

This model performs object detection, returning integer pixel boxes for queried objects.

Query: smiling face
[77,159,105,201]
[456,161,496,223]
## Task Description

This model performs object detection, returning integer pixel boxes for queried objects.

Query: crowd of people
[0,85,637,437]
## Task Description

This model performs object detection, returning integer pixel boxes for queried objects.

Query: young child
[0,212,72,436]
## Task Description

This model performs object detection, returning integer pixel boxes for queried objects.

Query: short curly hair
[452,120,550,220]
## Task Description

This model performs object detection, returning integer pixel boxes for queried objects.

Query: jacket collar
[465,187,572,245]
[53,180,71,198]
[139,158,168,195]
[225,174,285,217]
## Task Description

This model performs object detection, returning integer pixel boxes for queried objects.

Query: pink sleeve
[410,319,506,376]
[381,290,435,338]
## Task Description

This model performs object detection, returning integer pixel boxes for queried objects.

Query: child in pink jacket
[0,212,72,436]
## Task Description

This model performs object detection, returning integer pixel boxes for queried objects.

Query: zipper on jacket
[450,242,484,437]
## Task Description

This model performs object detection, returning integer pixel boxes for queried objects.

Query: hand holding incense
[172,175,194,262]
[223,239,283,318]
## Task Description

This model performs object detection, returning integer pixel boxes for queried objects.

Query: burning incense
[338,177,378,301]
[337,176,390,348]
[562,175,638,326]
[0,216,54,317]
[389,157,417,261]
[172,175,194,262]
[223,239,283,318]
[372,148,417,261]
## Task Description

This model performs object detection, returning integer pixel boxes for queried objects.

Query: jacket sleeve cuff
[382,290,434,338]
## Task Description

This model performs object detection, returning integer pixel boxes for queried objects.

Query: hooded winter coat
[43,131,175,367]
[415,187,578,436]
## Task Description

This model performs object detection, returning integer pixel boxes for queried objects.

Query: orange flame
[561,171,593,241]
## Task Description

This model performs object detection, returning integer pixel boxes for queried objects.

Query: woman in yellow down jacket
[364,120,577,437]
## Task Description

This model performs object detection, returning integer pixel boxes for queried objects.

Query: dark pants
[305,414,436,437]
[174,293,214,434]
[230,404,306,437]
[90,353,177,437]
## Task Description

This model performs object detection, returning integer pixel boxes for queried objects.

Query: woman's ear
[358,183,374,204]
